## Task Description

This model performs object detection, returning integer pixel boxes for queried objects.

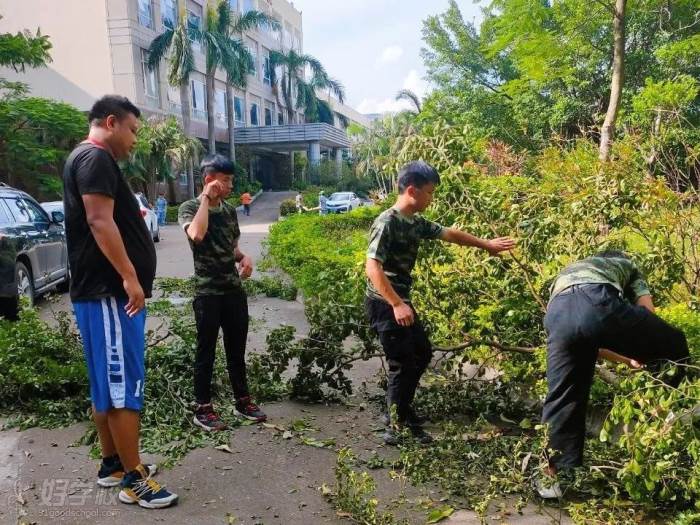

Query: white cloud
[401,69,428,97]
[377,45,404,65]
[356,97,414,114]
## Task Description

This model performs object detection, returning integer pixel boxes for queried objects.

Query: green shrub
[280,198,297,216]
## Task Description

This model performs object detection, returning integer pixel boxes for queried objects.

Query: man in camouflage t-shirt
[537,250,690,498]
[365,161,516,445]
[178,155,267,431]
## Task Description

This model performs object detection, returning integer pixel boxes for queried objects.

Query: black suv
[0,183,69,318]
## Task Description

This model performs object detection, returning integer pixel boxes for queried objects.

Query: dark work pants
[365,297,433,423]
[193,290,250,404]
[542,284,689,470]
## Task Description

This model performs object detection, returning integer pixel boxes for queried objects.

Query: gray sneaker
[534,476,563,499]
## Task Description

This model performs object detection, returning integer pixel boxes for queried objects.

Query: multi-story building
[0,0,366,191]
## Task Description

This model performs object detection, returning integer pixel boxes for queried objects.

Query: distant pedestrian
[240,191,252,216]
[156,193,167,226]
[319,191,328,215]
[63,95,177,509]
[295,193,303,213]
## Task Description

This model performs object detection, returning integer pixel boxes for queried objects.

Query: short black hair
[595,249,629,259]
[397,161,440,194]
[88,95,141,124]
[200,154,235,177]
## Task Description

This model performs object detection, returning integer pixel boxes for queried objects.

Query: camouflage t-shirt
[178,198,242,296]
[366,207,443,302]
[550,255,651,302]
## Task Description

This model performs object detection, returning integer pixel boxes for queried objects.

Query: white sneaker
[535,476,563,499]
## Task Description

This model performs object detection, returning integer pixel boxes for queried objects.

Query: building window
[293,31,301,52]
[250,102,259,126]
[229,0,239,12]
[234,96,245,126]
[242,0,255,13]
[264,107,272,126]
[161,0,177,28]
[141,48,159,106]
[188,10,201,51]
[277,112,284,125]
[138,0,154,29]
[246,43,258,79]
[215,90,226,123]
[262,51,271,85]
[167,85,180,113]
[191,79,206,121]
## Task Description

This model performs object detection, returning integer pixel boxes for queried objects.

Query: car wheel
[15,261,35,306]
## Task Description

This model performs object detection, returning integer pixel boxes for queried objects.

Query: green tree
[146,0,196,198]
[0,14,52,97]
[198,1,278,159]
[269,49,345,124]
[0,97,86,195]
[121,116,202,202]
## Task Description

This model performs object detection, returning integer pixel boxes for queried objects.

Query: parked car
[40,201,64,224]
[325,192,362,214]
[0,183,69,317]
[134,193,160,243]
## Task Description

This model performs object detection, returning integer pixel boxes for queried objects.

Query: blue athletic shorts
[73,297,146,412]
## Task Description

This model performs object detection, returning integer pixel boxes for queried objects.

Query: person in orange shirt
[240,191,252,216]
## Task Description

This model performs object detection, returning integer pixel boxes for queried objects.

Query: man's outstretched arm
[439,228,516,255]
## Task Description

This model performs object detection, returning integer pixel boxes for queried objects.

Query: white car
[134,193,160,243]
[40,201,65,224]
[325,192,362,214]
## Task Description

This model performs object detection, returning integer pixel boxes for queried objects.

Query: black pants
[193,290,250,404]
[365,297,433,423]
[542,284,689,470]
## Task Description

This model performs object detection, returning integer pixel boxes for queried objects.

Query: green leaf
[427,506,455,523]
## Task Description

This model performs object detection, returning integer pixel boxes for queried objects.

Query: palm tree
[147,0,196,198]
[395,88,422,114]
[199,1,278,159]
[269,49,345,124]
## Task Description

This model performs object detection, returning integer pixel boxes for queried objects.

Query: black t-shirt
[62,143,156,301]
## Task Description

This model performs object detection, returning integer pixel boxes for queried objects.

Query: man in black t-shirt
[63,95,176,509]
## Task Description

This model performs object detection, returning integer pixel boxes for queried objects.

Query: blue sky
[291,0,483,114]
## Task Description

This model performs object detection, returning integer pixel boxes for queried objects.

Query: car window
[0,200,12,225]
[22,198,50,224]
[4,198,33,224]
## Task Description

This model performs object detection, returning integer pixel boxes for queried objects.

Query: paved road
[3,191,566,525]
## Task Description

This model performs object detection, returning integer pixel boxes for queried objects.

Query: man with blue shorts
[63,95,177,509]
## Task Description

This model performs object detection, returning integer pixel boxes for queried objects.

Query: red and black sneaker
[234,396,267,422]
[193,403,228,431]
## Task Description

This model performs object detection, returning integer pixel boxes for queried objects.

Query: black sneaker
[381,407,426,427]
[119,465,178,509]
[193,403,228,431]
[234,396,267,422]
[409,426,433,444]
[382,428,400,446]
[97,456,157,487]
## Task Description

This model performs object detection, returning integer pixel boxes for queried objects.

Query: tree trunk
[226,82,236,162]
[599,0,626,162]
[179,80,195,199]
[167,176,177,203]
[206,71,216,155]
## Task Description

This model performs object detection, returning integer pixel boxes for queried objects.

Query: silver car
[325,192,362,214]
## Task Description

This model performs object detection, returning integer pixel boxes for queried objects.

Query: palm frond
[147,29,174,70]
[395,89,422,113]
[235,10,280,33]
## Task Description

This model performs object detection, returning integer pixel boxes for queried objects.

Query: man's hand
[485,237,517,256]
[628,359,644,369]
[202,180,225,202]
[393,301,415,326]
[123,276,145,317]
[237,255,253,280]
